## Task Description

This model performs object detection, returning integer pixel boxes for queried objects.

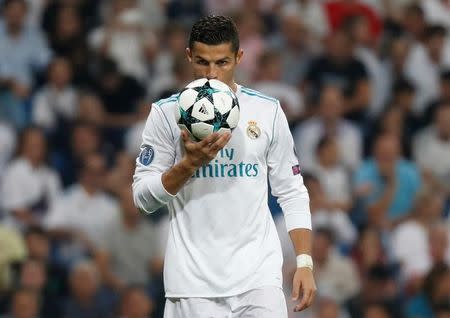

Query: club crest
[246,120,261,139]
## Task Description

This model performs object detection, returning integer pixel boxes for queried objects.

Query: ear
[186,48,193,62]
[235,49,244,65]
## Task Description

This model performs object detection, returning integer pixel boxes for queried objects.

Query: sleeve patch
[139,145,155,166]
[292,164,301,175]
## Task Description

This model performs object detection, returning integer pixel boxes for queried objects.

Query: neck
[319,158,333,168]
[323,118,338,130]
[7,25,22,37]
[438,131,450,142]
[82,184,98,196]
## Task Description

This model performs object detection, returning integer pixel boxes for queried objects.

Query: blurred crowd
[0,0,450,317]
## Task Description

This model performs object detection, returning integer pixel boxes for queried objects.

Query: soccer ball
[175,78,240,140]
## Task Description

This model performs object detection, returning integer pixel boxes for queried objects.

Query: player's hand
[292,267,317,312]
[181,130,231,168]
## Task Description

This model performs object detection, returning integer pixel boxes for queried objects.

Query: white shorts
[163,286,288,318]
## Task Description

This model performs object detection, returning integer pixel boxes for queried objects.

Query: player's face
[187,41,243,91]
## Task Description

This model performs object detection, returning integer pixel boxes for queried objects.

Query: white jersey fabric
[133,85,311,297]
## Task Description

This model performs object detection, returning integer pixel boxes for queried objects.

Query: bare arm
[367,179,396,227]
[95,250,126,291]
[289,228,316,312]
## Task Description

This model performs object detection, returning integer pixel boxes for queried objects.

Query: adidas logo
[198,104,209,115]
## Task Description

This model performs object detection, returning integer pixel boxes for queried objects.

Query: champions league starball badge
[246,120,261,139]
[139,145,154,166]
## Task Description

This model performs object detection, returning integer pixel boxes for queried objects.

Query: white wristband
[296,254,313,270]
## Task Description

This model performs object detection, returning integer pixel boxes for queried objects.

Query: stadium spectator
[96,189,162,292]
[0,126,61,230]
[51,120,103,188]
[303,174,356,247]
[344,14,388,117]
[401,3,427,42]
[312,227,360,304]
[311,135,352,212]
[421,0,450,31]
[391,190,446,288]
[303,28,370,122]
[279,0,329,43]
[0,0,52,128]
[23,227,67,297]
[406,263,450,318]
[92,58,146,151]
[32,57,78,135]
[347,264,403,318]
[267,10,311,86]
[232,11,266,84]
[413,101,450,198]
[354,133,421,228]
[404,25,450,115]
[44,153,119,265]
[63,260,111,318]
[3,287,40,318]
[16,258,61,317]
[324,0,383,42]
[293,84,362,171]
[253,49,305,124]
[363,303,392,318]
[45,4,91,86]
[351,227,388,278]
[118,285,154,318]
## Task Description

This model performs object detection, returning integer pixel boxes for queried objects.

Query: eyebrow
[194,56,231,62]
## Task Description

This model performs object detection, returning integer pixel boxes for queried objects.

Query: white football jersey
[133,85,311,297]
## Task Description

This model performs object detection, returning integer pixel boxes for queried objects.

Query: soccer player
[132,15,316,317]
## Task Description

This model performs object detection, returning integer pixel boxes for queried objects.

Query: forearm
[289,228,312,256]
[95,251,125,291]
[368,183,395,217]
[162,158,197,195]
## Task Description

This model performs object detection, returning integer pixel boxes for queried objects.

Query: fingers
[291,275,301,301]
[199,132,221,147]
[294,288,313,312]
[180,130,232,166]
[209,132,231,152]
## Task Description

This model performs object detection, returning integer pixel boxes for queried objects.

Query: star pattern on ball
[193,81,221,104]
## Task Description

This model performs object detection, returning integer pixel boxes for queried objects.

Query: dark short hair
[189,15,240,54]
[440,69,450,82]
[315,226,335,244]
[424,24,447,40]
[393,78,415,95]
[2,0,27,11]
[24,226,48,239]
[405,3,424,17]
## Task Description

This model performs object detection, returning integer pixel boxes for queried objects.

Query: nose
[206,65,218,80]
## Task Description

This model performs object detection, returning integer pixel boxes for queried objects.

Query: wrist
[180,157,199,173]
[296,254,313,271]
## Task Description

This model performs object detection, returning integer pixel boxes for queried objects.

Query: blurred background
[0,0,450,317]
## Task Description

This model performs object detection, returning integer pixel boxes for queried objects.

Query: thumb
[180,130,189,142]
